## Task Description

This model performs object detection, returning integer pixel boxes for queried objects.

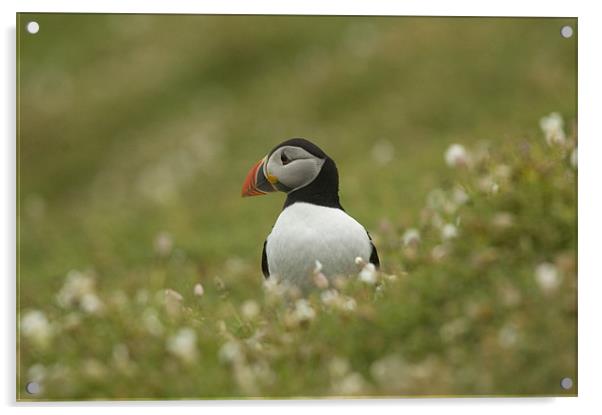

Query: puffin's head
[241,138,333,197]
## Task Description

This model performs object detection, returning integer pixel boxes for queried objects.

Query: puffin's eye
[281,152,290,165]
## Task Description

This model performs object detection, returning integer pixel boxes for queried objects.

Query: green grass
[17,14,576,399]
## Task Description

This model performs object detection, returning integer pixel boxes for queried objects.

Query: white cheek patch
[278,158,324,190]
[266,147,325,192]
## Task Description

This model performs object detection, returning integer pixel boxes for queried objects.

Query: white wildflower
[321,289,340,306]
[445,144,471,168]
[313,272,329,289]
[540,112,566,146]
[240,300,260,320]
[402,228,421,247]
[478,175,499,194]
[359,262,377,284]
[166,328,198,364]
[293,299,316,322]
[384,273,399,283]
[80,293,104,315]
[21,310,53,347]
[153,231,173,257]
[263,277,286,302]
[219,340,244,365]
[56,270,96,309]
[371,140,395,165]
[441,223,459,240]
[342,297,357,312]
[354,256,366,266]
[370,354,407,389]
[142,308,164,336]
[164,288,183,316]
[452,186,470,205]
[492,212,514,229]
[193,283,205,297]
[535,262,562,293]
[333,372,367,395]
[312,260,329,288]
[431,244,449,261]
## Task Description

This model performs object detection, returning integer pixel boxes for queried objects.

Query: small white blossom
[445,144,471,168]
[142,308,164,336]
[342,297,357,312]
[312,260,329,288]
[540,112,567,146]
[164,288,183,316]
[293,299,316,322]
[441,223,459,240]
[80,293,104,315]
[478,176,499,194]
[452,186,470,205]
[402,228,421,247]
[193,283,205,297]
[359,263,377,284]
[370,354,407,389]
[492,212,514,229]
[219,340,244,364]
[21,310,53,347]
[240,300,260,320]
[321,289,340,306]
[56,270,96,309]
[333,372,367,395]
[431,244,449,261]
[535,262,562,293]
[167,328,198,364]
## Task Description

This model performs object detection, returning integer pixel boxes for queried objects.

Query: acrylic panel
[16,13,577,400]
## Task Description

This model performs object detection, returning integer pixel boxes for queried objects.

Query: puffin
[241,138,379,287]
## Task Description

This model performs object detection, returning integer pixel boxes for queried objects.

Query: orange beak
[241,156,277,197]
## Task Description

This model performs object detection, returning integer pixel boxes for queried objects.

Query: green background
[17,14,577,399]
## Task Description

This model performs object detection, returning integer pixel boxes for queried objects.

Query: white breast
[265,202,372,287]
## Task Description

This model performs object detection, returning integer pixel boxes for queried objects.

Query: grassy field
[17,14,577,399]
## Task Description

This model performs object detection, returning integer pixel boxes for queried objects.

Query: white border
[3,1,601,414]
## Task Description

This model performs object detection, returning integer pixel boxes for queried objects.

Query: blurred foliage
[17,14,576,399]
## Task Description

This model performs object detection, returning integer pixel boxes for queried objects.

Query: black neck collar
[283,157,343,210]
